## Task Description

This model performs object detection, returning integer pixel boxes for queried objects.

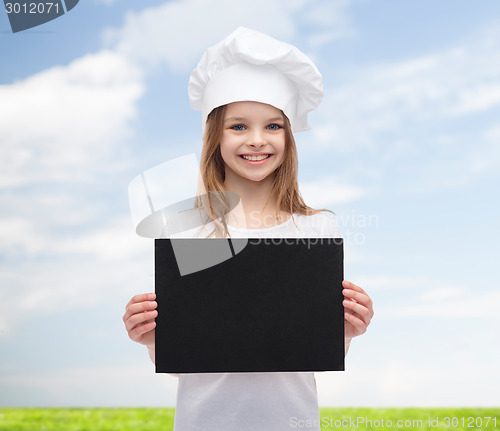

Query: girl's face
[219,101,286,185]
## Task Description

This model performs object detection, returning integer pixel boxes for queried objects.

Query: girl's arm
[345,338,352,357]
[147,344,155,364]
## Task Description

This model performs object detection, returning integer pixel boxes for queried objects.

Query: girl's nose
[248,130,266,147]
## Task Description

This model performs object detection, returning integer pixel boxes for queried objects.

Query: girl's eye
[267,124,281,130]
[231,124,246,131]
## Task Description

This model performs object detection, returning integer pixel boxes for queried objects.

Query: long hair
[194,104,334,238]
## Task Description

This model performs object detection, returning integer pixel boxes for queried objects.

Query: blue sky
[1,0,499,407]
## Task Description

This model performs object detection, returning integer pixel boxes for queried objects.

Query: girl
[123,26,374,431]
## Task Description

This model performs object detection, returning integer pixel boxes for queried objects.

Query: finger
[129,315,156,335]
[125,293,156,311]
[128,307,158,328]
[343,299,371,326]
[129,320,156,342]
[345,311,366,335]
[123,305,152,327]
[342,280,368,296]
[125,308,158,333]
[123,300,157,323]
[342,289,373,311]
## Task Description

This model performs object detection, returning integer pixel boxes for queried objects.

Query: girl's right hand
[123,293,158,347]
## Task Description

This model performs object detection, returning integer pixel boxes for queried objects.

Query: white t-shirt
[163,212,342,431]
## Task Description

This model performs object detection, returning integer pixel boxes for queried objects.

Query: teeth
[242,154,270,161]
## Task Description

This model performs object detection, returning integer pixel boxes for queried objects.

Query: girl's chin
[242,173,274,183]
[227,170,271,183]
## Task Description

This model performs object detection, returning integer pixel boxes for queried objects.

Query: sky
[1,0,499,408]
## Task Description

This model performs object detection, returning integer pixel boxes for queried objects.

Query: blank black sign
[155,238,344,373]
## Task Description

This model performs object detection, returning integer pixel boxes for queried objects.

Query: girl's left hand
[342,280,374,341]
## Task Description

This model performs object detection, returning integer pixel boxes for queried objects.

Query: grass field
[0,407,498,430]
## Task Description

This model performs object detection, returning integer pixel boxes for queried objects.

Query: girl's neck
[223,174,289,229]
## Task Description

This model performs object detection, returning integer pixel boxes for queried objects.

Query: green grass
[0,408,498,430]
[0,409,175,431]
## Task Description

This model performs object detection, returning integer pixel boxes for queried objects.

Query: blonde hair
[193,104,334,238]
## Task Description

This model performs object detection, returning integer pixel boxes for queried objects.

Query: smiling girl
[123,26,374,431]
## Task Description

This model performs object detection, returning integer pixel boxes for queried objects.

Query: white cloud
[377,289,500,319]
[0,48,149,336]
[300,175,368,207]
[309,25,500,194]
[0,193,152,338]
[0,248,155,343]
[301,0,356,50]
[317,358,500,406]
[469,124,500,176]
[316,39,500,149]
[354,275,500,320]
[451,83,500,115]
[0,50,144,187]
[354,275,430,291]
[0,364,178,406]
[103,0,297,72]
[420,286,465,302]
[102,0,354,73]
[0,317,7,337]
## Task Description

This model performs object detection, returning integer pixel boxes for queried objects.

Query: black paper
[155,237,344,373]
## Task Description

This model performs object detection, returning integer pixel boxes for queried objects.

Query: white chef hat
[188,26,323,134]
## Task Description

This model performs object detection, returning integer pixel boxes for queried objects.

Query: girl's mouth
[239,154,272,164]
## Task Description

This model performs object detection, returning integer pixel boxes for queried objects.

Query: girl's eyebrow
[224,117,246,123]
[224,116,284,123]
